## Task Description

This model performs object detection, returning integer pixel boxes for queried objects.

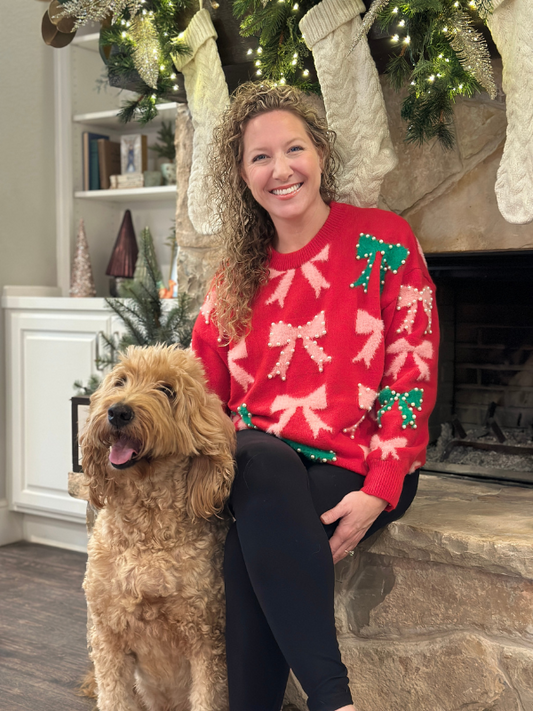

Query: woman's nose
[272,154,293,181]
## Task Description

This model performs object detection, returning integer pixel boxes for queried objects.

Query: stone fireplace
[424,250,533,486]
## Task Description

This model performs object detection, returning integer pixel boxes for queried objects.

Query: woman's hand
[321,491,388,564]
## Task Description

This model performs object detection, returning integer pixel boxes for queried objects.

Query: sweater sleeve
[171,9,229,235]
[361,258,439,510]
[299,0,397,208]
[191,299,231,409]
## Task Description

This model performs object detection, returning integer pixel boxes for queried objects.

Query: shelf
[75,186,176,202]
[72,32,100,52]
[73,103,178,130]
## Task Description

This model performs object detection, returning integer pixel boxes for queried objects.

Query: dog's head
[80,345,236,519]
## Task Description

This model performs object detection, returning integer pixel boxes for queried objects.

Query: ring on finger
[344,549,355,557]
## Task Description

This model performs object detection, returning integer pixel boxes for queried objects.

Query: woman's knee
[231,430,306,510]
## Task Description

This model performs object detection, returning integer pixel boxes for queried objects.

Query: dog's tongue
[109,438,138,465]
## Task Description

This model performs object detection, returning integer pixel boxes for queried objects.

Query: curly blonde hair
[208,81,339,344]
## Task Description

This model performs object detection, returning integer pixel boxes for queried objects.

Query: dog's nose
[108,403,134,428]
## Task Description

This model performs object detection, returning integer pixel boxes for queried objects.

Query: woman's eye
[158,384,175,399]
[289,145,303,153]
[252,154,267,162]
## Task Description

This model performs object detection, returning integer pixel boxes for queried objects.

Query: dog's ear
[79,389,117,510]
[184,389,236,520]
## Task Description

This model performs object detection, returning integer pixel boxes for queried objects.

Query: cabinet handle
[95,331,105,371]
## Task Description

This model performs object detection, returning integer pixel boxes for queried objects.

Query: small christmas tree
[70,219,96,297]
[131,226,164,291]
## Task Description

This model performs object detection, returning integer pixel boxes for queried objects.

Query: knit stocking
[299,0,397,209]
[486,0,533,224]
[171,9,229,235]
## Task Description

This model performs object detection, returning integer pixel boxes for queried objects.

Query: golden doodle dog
[80,344,236,711]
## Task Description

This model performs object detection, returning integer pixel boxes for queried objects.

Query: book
[97,139,121,190]
[82,132,109,191]
[120,135,148,175]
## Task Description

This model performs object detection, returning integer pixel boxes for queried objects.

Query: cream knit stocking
[171,9,229,235]
[299,0,397,209]
[486,0,533,224]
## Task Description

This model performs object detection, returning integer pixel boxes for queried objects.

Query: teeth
[271,183,302,196]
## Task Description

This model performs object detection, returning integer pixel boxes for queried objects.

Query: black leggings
[224,430,419,711]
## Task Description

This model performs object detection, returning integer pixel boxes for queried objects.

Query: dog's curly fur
[80,345,236,711]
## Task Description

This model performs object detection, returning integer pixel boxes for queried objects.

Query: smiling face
[240,110,328,233]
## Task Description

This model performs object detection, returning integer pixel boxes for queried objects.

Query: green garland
[233,0,320,92]
[69,0,496,148]
[376,0,495,148]
[99,0,191,124]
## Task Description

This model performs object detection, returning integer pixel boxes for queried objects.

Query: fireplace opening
[424,251,533,487]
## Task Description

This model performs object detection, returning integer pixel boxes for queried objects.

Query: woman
[191,82,439,711]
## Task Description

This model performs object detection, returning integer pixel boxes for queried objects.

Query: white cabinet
[3,296,113,522]
[55,28,178,297]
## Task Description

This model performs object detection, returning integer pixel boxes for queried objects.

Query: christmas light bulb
[257,47,263,54]
[122,31,127,37]
[293,53,298,58]
[256,69,262,75]
[392,6,398,13]
[428,75,435,82]
[280,77,286,84]
[303,69,309,77]
[160,64,165,70]
[247,48,253,55]
[173,84,178,90]
[399,20,405,27]
[171,73,176,79]
[404,36,411,43]
[291,59,297,65]
[392,34,400,42]
[255,60,261,66]
[293,2,299,8]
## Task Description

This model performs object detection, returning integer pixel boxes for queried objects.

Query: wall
[0,0,57,541]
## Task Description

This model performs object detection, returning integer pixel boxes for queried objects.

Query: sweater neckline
[268,202,347,270]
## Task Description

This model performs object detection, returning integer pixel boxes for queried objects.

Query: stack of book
[82,133,148,191]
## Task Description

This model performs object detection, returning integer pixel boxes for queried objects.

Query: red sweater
[192,202,439,509]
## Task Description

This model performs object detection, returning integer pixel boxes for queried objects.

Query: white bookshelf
[75,185,177,202]
[54,35,177,296]
[73,102,178,129]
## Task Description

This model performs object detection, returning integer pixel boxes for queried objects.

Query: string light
[404,35,411,43]
[247,48,253,55]
[257,47,263,54]
[392,34,400,42]
[255,60,261,66]
[293,2,299,9]
[399,20,405,27]
[256,69,262,75]
[303,69,309,77]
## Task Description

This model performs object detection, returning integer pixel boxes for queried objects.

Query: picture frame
[71,395,91,473]
[120,134,148,175]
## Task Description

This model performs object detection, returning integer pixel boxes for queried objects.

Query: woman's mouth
[270,183,303,197]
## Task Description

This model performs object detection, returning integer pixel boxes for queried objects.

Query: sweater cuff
[362,460,407,511]
[299,0,365,49]
[172,9,217,71]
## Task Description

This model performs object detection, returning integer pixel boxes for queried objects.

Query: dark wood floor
[0,541,94,711]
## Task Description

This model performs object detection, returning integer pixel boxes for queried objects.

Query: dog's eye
[114,378,126,387]
[157,384,175,399]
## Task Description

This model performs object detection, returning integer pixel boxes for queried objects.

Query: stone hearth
[284,474,533,711]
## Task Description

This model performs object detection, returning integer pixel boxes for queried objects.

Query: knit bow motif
[268,312,331,380]
[351,234,409,293]
[267,384,333,438]
[377,386,424,429]
[396,284,434,335]
[385,338,434,381]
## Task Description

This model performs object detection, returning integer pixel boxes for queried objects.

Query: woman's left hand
[321,491,388,564]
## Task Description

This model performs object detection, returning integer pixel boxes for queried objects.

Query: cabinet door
[6,308,112,520]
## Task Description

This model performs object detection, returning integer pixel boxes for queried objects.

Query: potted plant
[150,121,176,185]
